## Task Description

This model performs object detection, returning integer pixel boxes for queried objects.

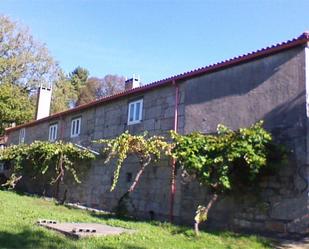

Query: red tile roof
[6,32,309,133]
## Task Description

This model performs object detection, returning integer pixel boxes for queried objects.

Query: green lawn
[0,190,272,249]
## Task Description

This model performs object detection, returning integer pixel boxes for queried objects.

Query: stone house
[4,32,309,235]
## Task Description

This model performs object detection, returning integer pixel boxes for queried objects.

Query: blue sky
[1,0,309,84]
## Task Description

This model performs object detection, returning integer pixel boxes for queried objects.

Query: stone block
[254,214,268,221]
[160,118,174,131]
[162,107,174,118]
[233,219,251,228]
[265,221,287,233]
[145,106,161,120]
[143,119,155,131]
[166,95,175,106]
[270,197,307,220]
[267,181,281,189]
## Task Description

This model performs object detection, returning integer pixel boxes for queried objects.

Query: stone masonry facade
[5,34,309,235]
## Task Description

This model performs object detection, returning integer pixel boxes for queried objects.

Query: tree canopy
[69,66,89,92]
[0,15,60,89]
[0,15,61,131]
[96,74,125,98]
[51,71,78,114]
[0,83,34,135]
[76,75,125,106]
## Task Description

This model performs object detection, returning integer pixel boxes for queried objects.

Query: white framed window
[19,128,26,144]
[71,117,81,138]
[49,123,58,141]
[128,99,143,125]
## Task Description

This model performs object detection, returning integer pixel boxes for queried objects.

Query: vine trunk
[195,193,218,236]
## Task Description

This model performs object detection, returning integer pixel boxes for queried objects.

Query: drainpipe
[169,79,179,222]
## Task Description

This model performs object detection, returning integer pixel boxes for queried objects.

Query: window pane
[54,125,58,140]
[49,127,52,140]
[52,125,57,140]
[129,104,134,122]
[76,119,80,134]
[19,128,25,143]
[72,121,76,135]
[49,125,57,141]
[135,102,140,121]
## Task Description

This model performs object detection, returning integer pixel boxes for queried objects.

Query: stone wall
[178,45,308,235]
[5,45,309,235]
[6,84,185,221]
[60,84,185,220]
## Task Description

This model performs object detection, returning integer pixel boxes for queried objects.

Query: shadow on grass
[167,225,272,247]
[87,209,272,248]
[63,203,139,224]
[1,188,52,200]
[0,226,147,249]
[89,210,138,223]
[0,227,76,249]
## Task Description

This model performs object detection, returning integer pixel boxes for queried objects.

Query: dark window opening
[149,210,155,220]
[126,172,132,182]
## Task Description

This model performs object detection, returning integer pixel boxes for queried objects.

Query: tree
[171,121,272,235]
[75,77,100,106]
[76,75,125,106]
[96,74,125,98]
[96,131,171,215]
[51,71,78,114]
[69,66,89,92]
[0,15,60,90]
[0,15,65,127]
[0,83,34,135]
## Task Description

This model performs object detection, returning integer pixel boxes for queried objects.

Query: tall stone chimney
[125,75,141,90]
[35,84,52,120]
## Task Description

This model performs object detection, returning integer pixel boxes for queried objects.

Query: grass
[0,190,272,249]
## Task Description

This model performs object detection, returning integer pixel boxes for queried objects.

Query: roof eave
[5,32,309,133]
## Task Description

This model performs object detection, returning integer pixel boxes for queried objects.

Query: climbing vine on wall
[171,121,273,235]
[0,121,282,231]
[0,141,95,197]
[96,131,171,192]
[96,131,172,215]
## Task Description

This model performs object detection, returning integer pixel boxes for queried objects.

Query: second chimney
[125,75,141,90]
